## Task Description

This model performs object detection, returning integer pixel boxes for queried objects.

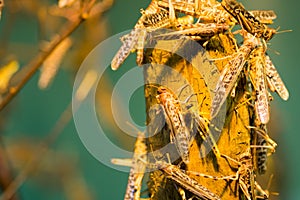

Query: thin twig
[0,0,99,111]
[0,64,99,200]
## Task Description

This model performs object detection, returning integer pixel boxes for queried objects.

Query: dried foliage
[111,0,288,200]
[0,0,289,199]
[0,0,115,199]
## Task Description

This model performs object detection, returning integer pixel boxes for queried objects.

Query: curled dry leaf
[0,60,19,94]
[38,37,72,90]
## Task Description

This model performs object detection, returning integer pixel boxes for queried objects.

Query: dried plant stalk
[144,32,253,200]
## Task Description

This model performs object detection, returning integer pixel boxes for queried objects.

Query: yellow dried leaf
[0,60,19,93]
[38,37,72,89]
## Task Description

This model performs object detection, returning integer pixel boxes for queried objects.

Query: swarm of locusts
[110,0,289,199]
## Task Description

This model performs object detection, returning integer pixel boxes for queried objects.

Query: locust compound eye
[157,87,167,94]
[264,29,275,41]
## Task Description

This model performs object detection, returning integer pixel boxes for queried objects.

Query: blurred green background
[0,0,299,199]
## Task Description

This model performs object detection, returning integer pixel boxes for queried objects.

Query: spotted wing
[265,55,289,101]
[249,10,277,24]
[249,48,270,124]
[111,29,140,70]
[124,134,147,200]
[211,52,248,118]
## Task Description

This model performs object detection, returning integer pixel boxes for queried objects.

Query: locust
[188,152,269,200]
[111,131,147,200]
[211,32,261,118]
[156,86,191,164]
[248,45,270,124]
[249,121,277,175]
[221,0,276,41]
[153,161,222,200]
